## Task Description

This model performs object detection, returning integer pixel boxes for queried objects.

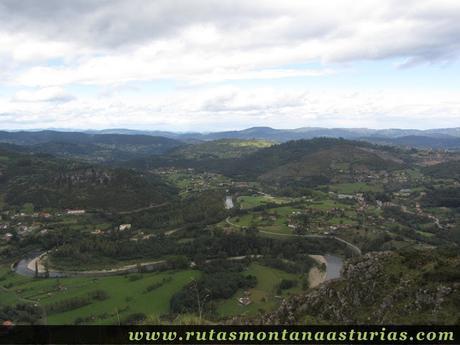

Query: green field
[230,205,301,234]
[308,199,349,210]
[217,263,303,317]
[237,195,293,209]
[229,196,361,236]
[329,182,382,193]
[0,268,200,324]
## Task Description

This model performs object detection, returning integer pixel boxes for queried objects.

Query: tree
[34,261,39,278]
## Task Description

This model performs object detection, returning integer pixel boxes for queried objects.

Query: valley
[0,132,459,325]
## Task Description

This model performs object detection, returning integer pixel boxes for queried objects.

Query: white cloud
[12,87,75,103]
[0,0,459,129]
[2,87,459,130]
[1,0,460,87]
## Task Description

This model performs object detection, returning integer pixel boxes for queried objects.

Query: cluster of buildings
[0,209,87,243]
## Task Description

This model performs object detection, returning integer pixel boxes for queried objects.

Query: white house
[67,209,86,215]
[119,224,132,231]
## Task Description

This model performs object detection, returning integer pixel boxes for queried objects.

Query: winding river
[14,252,65,278]
[14,252,344,281]
[324,254,343,280]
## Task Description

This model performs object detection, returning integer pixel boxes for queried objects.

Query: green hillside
[169,139,273,159]
[0,146,176,212]
[196,139,407,192]
[423,160,460,181]
[0,131,184,162]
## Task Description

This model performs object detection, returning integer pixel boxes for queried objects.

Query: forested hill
[134,138,408,183]
[0,145,177,212]
[362,135,460,150]
[86,126,460,148]
[422,160,460,182]
[214,138,406,179]
[0,131,183,162]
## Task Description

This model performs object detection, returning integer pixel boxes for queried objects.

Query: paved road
[15,254,167,278]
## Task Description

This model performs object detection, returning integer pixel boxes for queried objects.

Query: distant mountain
[85,128,190,139]
[424,127,460,137]
[2,127,460,153]
[361,135,460,150]
[84,126,460,146]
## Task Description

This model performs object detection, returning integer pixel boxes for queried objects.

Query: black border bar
[0,325,459,345]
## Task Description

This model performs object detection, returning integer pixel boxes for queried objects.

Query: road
[15,254,168,278]
[225,217,362,255]
[118,202,169,215]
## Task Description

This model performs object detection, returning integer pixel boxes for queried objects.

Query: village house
[337,194,354,200]
[395,188,412,197]
[66,209,86,215]
[238,297,252,305]
[238,291,252,306]
[39,212,52,219]
[119,224,132,231]
[17,225,30,235]
[3,233,13,241]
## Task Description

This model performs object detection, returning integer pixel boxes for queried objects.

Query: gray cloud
[0,0,459,64]
[0,0,278,49]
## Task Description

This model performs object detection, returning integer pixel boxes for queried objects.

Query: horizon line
[0,126,459,134]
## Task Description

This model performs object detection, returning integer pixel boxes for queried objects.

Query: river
[15,253,65,278]
[324,254,343,280]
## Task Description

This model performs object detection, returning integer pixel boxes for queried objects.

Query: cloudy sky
[0,0,459,131]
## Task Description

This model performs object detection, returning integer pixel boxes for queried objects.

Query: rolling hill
[0,145,177,212]
[2,128,460,153]
[208,138,407,182]
[85,126,460,145]
[362,135,460,150]
[0,131,183,162]
[168,139,273,159]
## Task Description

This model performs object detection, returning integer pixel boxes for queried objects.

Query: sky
[0,0,459,131]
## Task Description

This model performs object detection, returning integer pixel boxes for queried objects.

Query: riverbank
[308,255,327,288]
[15,253,167,278]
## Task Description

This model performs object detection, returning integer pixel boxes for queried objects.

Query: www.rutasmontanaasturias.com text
[127,328,455,343]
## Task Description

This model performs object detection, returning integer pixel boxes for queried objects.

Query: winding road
[225,217,362,255]
[14,254,168,278]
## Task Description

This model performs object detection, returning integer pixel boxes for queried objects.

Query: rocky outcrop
[236,250,459,325]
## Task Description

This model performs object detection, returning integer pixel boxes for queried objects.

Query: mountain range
[87,126,460,141]
[1,127,460,153]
